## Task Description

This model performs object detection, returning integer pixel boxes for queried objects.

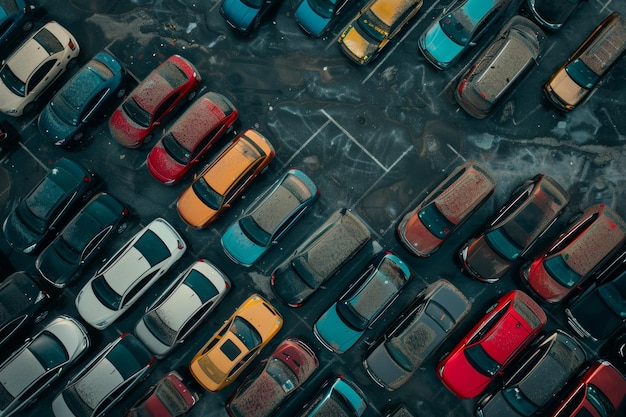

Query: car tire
[117,222,128,234]
[23,102,36,115]
[67,57,78,70]
[187,90,197,101]
[82,189,94,202]
[116,87,126,99]
[22,20,33,32]
[34,310,49,324]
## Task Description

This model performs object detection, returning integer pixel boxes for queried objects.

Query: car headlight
[54,138,67,146]
[6,109,17,114]
[22,243,37,254]
[94,319,110,328]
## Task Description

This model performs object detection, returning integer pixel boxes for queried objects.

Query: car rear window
[34,28,64,55]
[29,331,69,370]
[513,294,544,330]
[134,229,171,267]
[0,276,37,316]
[0,1,19,14]
[108,336,151,379]
[157,60,189,88]
[185,269,219,303]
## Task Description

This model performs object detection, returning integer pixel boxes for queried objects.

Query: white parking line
[281,119,331,168]
[17,142,49,171]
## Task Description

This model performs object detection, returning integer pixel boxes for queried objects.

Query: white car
[134,259,231,358]
[52,332,154,417]
[0,20,80,117]
[75,218,186,330]
[0,315,89,417]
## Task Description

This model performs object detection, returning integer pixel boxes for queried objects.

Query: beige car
[0,20,80,117]
[544,12,626,111]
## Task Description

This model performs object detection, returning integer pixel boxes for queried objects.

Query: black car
[2,157,96,254]
[527,0,586,30]
[0,1,37,55]
[0,271,51,348]
[35,192,130,288]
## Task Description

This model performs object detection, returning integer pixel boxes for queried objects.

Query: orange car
[176,129,275,229]
[189,294,283,392]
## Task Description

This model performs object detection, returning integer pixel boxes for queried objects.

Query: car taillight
[83,175,91,182]
[121,208,129,217]
[68,39,76,50]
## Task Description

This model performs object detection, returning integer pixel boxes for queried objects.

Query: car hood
[440,349,491,399]
[36,244,80,288]
[3,208,42,253]
[109,106,151,148]
[339,24,378,65]
[0,78,26,115]
[364,342,412,390]
[478,390,524,417]
[272,266,314,307]
[524,258,569,303]
[221,220,267,266]
[295,0,331,37]
[460,235,513,282]
[399,211,442,256]
[177,185,220,229]
[548,66,587,107]
[38,103,79,144]
[147,140,187,184]
[421,22,464,68]
[314,303,364,353]
[221,0,259,30]
[75,281,119,330]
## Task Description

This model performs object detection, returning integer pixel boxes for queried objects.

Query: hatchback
[296,376,367,417]
[527,0,586,30]
[398,160,495,256]
[124,371,199,417]
[221,168,319,266]
[459,174,569,283]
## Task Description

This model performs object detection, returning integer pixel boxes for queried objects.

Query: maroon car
[124,371,198,417]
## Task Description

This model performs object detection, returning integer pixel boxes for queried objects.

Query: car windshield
[91,275,122,310]
[185,269,219,302]
[63,385,95,417]
[419,204,454,238]
[143,308,177,346]
[587,384,614,417]
[501,386,538,417]
[565,58,600,89]
[241,0,263,8]
[29,331,69,370]
[192,177,223,210]
[122,97,151,127]
[230,316,262,350]
[307,0,336,18]
[543,255,581,288]
[162,132,191,165]
[134,229,171,267]
[356,10,388,42]
[155,376,192,414]
[464,344,500,376]
[0,65,26,97]
[51,93,82,126]
[440,13,472,46]
[484,228,522,261]
[266,357,298,392]
[240,216,272,247]
[34,28,64,54]
[52,234,82,265]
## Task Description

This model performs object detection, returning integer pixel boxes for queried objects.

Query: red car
[147,91,239,185]
[437,290,547,399]
[522,203,626,303]
[109,55,201,148]
[548,360,626,417]
[124,371,199,417]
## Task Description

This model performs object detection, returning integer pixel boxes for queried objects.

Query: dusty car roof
[580,12,626,76]
[370,0,422,28]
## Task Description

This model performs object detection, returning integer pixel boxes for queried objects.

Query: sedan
[52,332,154,417]
[2,157,96,255]
[35,192,131,289]
[0,315,90,417]
[226,337,319,417]
[521,203,626,303]
[75,217,186,330]
[459,174,569,283]
[397,160,495,256]
[0,20,79,116]
[147,91,238,185]
[109,54,201,148]
[221,168,319,266]
[296,376,367,417]
[134,259,231,358]
[313,251,412,354]
[437,290,547,399]
[418,0,512,69]
[189,294,283,392]
[455,16,545,119]
[337,0,423,65]
[0,271,50,348]
[527,0,586,30]
[475,330,586,417]
[271,208,371,307]
[295,0,351,37]
[176,129,275,229]
[0,1,36,54]
[124,371,199,417]
[363,280,471,390]
[38,51,126,148]
[220,0,282,33]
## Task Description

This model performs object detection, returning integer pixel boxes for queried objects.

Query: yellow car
[337,0,423,65]
[176,129,275,229]
[189,294,283,392]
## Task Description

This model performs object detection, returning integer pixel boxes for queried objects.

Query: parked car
[109,54,201,148]
[2,157,96,254]
[124,371,199,417]
[522,204,626,303]
[0,1,36,54]
[0,271,50,348]
[176,129,275,229]
[134,259,231,358]
[313,251,412,354]
[295,376,367,417]
[601,331,626,375]
[528,0,586,30]
[52,332,154,417]
[337,0,423,65]
[363,279,471,390]
[544,12,626,111]
[226,337,319,417]
[459,174,569,283]
[189,294,283,392]
[438,290,547,399]
[35,192,131,289]
[455,16,545,119]
[475,330,586,417]
[221,168,319,266]
[75,217,186,330]
[147,91,238,185]
[271,208,371,307]
[547,360,626,417]
[220,0,282,33]
[0,315,90,417]
[295,0,351,37]
[0,119,20,159]
[384,405,416,417]
[566,250,626,341]
[38,51,126,148]
[397,160,495,256]
[418,0,512,69]
[0,20,79,117]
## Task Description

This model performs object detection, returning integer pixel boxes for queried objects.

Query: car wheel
[187,90,197,101]
[23,102,36,115]
[485,303,498,314]
[82,189,94,202]
[22,20,33,32]
[116,87,126,99]
[117,222,128,234]
[34,310,49,324]
[67,57,78,70]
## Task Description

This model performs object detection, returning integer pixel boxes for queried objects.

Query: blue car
[418,0,512,69]
[295,0,351,37]
[38,51,126,147]
[297,376,367,417]
[221,168,319,266]
[313,251,412,354]
[220,0,283,33]
[0,0,36,53]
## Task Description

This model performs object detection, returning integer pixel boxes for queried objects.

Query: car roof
[580,12,626,76]
[131,59,189,113]
[369,0,422,27]
[168,94,226,151]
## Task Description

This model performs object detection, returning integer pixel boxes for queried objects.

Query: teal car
[313,251,412,354]
[297,376,367,417]
[221,168,319,266]
[0,0,36,53]
[220,0,283,33]
[418,0,512,69]
[295,0,351,37]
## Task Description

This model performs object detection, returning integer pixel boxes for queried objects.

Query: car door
[26,59,56,99]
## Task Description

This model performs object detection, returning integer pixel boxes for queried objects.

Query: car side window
[153,92,180,122]
[0,19,12,36]
[82,227,112,261]
[546,213,598,256]
[49,192,77,229]
[191,126,224,160]
[81,88,110,122]
[468,302,509,344]
[554,385,585,417]
[230,349,257,377]
[27,60,57,94]
[224,162,260,204]
[473,4,504,42]
[122,270,159,308]
[179,301,214,339]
